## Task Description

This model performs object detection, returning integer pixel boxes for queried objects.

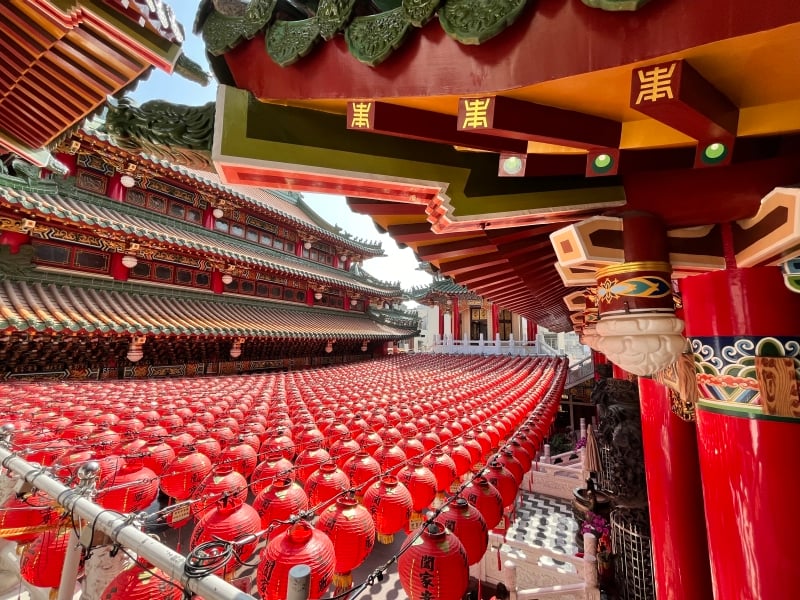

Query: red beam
[416,239,497,261]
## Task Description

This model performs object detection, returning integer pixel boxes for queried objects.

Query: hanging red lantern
[373,441,407,471]
[355,430,382,455]
[252,477,309,538]
[493,450,525,486]
[100,557,182,600]
[26,438,70,466]
[422,450,458,496]
[434,498,489,566]
[460,477,504,530]
[190,464,248,519]
[342,451,381,500]
[461,434,486,468]
[159,448,212,501]
[294,445,332,484]
[397,436,425,460]
[508,439,533,473]
[97,457,159,513]
[420,428,442,450]
[190,496,261,575]
[316,496,376,592]
[328,434,361,468]
[305,462,350,508]
[363,476,413,544]
[260,428,295,460]
[194,437,222,462]
[219,440,257,479]
[20,527,81,588]
[445,441,474,479]
[398,523,469,600]
[397,461,437,514]
[485,462,519,509]
[142,441,175,476]
[258,520,336,600]
[250,454,295,495]
[0,492,60,543]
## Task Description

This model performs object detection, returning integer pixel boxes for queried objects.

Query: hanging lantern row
[0,354,567,598]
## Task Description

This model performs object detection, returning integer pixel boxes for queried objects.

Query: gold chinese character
[349,102,372,128]
[461,98,491,129]
[635,63,676,104]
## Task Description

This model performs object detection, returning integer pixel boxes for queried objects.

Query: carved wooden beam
[630,60,739,168]
[347,101,528,154]
[458,96,621,150]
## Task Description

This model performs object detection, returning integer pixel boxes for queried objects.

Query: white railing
[0,442,255,600]
[430,335,542,356]
[474,532,600,600]
[566,356,595,389]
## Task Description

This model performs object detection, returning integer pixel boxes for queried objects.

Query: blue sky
[130,3,433,292]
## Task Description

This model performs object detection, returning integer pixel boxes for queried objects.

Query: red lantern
[100,558,182,600]
[294,446,331,484]
[328,434,361,468]
[434,498,489,565]
[190,496,261,576]
[422,450,458,496]
[493,450,525,486]
[305,462,350,507]
[190,464,248,519]
[252,477,309,538]
[398,523,469,600]
[159,448,212,501]
[97,457,159,513]
[250,454,294,495]
[445,441,474,479]
[460,477,504,530]
[342,451,381,499]
[373,442,407,470]
[397,461,437,514]
[485,461,519,508]
[142,441,175,477]
[220,441,257,479]
[363,476,413,544]
[20,528,81,588]
[260,428,295,460]
[508,439,533,472]
[316,496,376,592]
[397,436,425,460]
[194,437,222,462]
[258,520,335,600]
[0,492,60,543]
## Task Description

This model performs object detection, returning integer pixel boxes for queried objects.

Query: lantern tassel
[377,532,395,545]
[333,572,353,592]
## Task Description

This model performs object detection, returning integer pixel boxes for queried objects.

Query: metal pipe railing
[0,436,255,600]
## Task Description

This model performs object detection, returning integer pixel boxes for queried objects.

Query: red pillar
[639,378,713,600]
[681,267,800,600]
[491,304,499,338]
[211,270,224,294]
[526,319,536,342]
[202,206,216,230]
[438,307,444,337]
[306,290,314,306]
[109,253,129,282]
[452,297,460,340]
[107,173,126,201]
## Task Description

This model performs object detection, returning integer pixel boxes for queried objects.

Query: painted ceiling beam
[386,222,475,244]
[347,101,528,154]
[630,59,739,167]
[438,256,510,276]
[458,96,622,150]
[347,198,427,216]
[455,268,518,287]
[416,238,498,261]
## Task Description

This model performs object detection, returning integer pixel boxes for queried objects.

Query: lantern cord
[184,539,234,578]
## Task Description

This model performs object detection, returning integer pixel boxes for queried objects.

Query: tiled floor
[508,491,579,556]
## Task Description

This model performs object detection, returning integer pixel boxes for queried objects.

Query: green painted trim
[216,86,625,220]
[696,400,800,424]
